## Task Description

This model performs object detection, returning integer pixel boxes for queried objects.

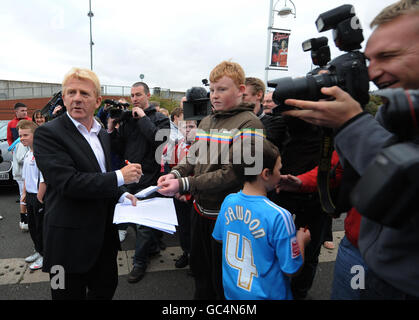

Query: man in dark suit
[33,67,143,300]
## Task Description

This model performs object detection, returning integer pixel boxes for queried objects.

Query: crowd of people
[3,0,419,300]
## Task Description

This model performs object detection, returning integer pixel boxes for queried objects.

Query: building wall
[0,79,186,120]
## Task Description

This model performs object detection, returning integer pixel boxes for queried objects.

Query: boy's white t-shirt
[22,150,44,194]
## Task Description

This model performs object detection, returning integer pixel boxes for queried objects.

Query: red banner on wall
[270,31,290,68]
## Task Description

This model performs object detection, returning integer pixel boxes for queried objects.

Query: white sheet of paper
[134,186,161,198]
[113,197,178,234]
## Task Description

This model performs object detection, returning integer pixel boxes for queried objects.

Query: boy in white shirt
[12,138,30,231]
[18,120,46,270]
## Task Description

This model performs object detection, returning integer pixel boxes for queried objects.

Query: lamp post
[265,0,297,84]
[88,0,94,70]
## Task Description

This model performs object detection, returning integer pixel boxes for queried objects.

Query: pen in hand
[125,160,144,176]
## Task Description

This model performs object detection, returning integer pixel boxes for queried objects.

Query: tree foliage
[364,93,383,116]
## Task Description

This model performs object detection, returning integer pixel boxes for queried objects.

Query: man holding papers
[33,68,142,300]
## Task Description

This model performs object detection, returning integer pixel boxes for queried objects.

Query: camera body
[351,89,419,228]
[104,99,130,110]
[268,4,369,114]
[105,99,131,125]
[41,91,66,119]
[183,86,212,121]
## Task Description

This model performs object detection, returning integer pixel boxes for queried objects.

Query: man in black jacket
[33,67,142,299]
[243,77,289,152]
[109,82,170,283]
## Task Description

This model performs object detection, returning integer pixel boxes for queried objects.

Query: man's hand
[157,173,175,185]
[52,105,63,115]
[107,118,116,133]
[283,86,363,128]
[276,174,302,193]
[132,107,145,118]
[175,192,188,202]
[158,178,180,197]
[297,227,311,248]
[120,163,143,184]
[125,193,138,206]
[37,193,44,204]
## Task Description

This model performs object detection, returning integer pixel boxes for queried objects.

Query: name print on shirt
[224,205,266,239]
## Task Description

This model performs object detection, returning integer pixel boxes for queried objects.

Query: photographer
[243,77,289,152]
[284,0,419,299]
[98,98,129,129]
[109,82,170,283]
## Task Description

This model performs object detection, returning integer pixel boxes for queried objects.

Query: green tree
[150,96,180,113]
[364,93,383,116]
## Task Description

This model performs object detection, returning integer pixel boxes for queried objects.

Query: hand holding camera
[132,106,145,119]
[268,4,369,125]
[284,86,362,128]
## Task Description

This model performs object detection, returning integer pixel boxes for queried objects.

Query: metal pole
[88,0,94,70]
[265,0,274,85]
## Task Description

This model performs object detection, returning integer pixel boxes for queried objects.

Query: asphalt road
[0,184,344,303]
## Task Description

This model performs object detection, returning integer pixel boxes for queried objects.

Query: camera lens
[271,74,340,105]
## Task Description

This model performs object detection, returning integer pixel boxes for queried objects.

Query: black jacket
[33,113,122,273]
[110,105,170,193]
[256,107,289,153]
[280,116,323,176]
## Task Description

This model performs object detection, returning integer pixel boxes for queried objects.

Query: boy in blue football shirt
[212,139,311,299]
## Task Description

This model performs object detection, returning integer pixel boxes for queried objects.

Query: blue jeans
[133,225,160,269]
[331,235,367,300]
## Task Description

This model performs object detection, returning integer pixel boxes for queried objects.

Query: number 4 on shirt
[225,231,258,292]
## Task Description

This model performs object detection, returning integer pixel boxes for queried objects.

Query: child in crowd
[18,120,46,270]
[11,134,30,231]
[212,139,311,299]
[158,61,265,299]
[32,110,47,126]
[172,120,198,269]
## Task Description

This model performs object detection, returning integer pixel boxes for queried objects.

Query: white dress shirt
[66,112,125,187]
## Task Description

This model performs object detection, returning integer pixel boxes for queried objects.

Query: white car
[0,120,16,186]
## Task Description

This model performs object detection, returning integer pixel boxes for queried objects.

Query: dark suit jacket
[33,113,122,274]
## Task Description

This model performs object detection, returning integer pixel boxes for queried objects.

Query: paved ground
[0,184,345,302]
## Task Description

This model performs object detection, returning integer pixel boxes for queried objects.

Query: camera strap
[317,128,336,216]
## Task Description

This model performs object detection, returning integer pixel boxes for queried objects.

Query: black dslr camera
[105,99,131,125]
[268,4,370,112]
[104,99,130,110]
[183,86,212,121]
[351,89,419,228]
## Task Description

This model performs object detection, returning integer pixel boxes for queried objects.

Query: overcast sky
[0,0,396,92]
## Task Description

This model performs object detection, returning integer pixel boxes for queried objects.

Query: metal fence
[0,85,62,100]
[0,84,183,101]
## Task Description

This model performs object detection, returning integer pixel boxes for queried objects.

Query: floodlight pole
[88,0,94,70]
